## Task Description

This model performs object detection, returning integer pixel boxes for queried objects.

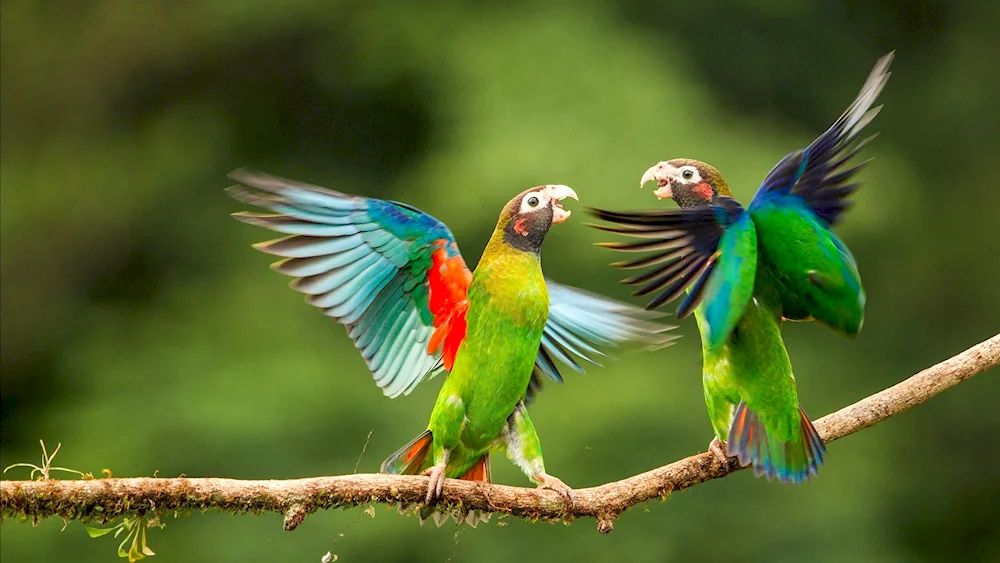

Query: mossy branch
[2,334,997,534]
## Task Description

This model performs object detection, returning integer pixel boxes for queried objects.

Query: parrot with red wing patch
[227,170,676,523]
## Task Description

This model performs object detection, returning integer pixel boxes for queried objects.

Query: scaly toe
[708,437,731,466]
[536,472,576,506]
[424,464,447,504]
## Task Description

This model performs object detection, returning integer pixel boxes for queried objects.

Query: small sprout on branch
[3,441,91,481]
[84,514,161,562]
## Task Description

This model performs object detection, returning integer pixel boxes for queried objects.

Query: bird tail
[417,454,492,527]
[380,430,433,475]
[727,401,826,484]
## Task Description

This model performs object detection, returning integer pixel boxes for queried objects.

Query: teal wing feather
[226,169,462,398]
[527,281,679,401]
[589,197,756,351]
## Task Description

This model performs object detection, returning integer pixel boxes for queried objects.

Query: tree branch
[3,334,997,533]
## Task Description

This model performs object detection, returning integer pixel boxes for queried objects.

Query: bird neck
[483,221,543,264]
[712,175,734,198]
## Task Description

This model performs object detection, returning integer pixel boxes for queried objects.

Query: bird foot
[534,472,576,506]
[420,463,447,503]
[709,437,732,466]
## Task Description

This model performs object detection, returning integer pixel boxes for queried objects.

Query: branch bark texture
[3,334,997,533]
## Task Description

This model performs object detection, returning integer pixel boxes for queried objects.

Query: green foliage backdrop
[2,1,998,561]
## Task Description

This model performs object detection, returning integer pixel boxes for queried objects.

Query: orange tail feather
[727,402,825,484]
[457,454,491,483]
[380,430,433,475]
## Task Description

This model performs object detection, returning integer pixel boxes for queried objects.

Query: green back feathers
[751,199,865,335]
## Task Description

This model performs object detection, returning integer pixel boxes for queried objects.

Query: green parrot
[227,171,676,521]
[591,53,893,483]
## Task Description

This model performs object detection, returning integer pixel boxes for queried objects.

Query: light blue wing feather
[527,281,678,401]
[227,169,461,398]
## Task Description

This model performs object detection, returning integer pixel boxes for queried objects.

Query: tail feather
[727,402,826,484]
[380,430,432,475]
[457,454,492,483]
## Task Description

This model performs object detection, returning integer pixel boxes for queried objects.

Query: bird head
[639,159,731,208]
[498,184,579,253]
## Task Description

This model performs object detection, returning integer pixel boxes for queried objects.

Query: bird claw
[535,472,576,506]
[421,463,447,503]
[708,437,732,466]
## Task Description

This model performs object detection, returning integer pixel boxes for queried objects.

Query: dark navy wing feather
[751,52,893,226]
[589,197,746,312]
[590,198,757,350]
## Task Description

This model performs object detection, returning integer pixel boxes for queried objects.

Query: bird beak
[542,184,579,224]
[640,162,673,200]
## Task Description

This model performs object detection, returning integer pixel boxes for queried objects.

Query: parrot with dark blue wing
[227,170,677,523]
[591,52,893,484]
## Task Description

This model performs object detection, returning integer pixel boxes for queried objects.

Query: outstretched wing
[589,198,757,351]
[526,281,679,402]
[226,169,472,398]
[747,54,890,334]
[750,52,893,225]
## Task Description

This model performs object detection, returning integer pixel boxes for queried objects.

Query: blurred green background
[2,1,998,561]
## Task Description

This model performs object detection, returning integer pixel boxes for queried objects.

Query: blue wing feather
[227,169,459,398]
[526,281,679,398]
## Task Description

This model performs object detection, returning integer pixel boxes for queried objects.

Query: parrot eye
[677,166,702,183]
[518,191,546,213]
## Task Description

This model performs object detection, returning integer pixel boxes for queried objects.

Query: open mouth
[640,162,673,200]
[551,200,571,223]
[542,184,578,224]
[653,183,672,200]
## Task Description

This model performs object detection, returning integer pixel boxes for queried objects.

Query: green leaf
[128,524,151,562]
[141,525,155,556]
[118,528,134,558]
[84,524,119,538]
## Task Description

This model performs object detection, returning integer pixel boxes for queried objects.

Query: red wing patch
[426,240,473,370]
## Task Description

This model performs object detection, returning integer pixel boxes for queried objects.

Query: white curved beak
[640,162,674,200]
[542,184,579,224]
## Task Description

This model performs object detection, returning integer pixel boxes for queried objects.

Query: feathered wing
[226,169,471,398]
[589,197,757,351]
[750,51,893,225]
[746,53,890,333]
[526,281,680,401]
[229,169,677,401]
